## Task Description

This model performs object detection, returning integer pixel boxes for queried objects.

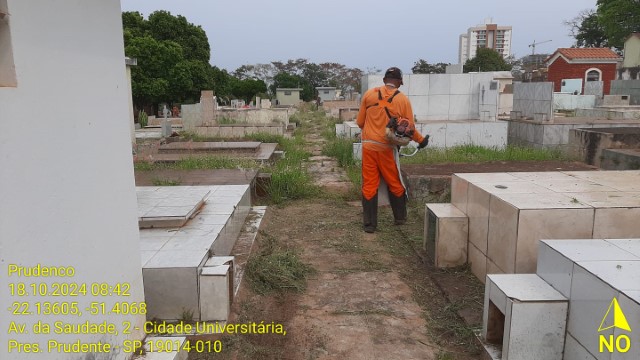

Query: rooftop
[552,48,621,61]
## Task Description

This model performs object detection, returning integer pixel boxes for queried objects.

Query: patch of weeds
[265,142,317,204]
[134,161,157,171]
[401,144,568,164]
[245,132,287,147]
[135,156,257,171]
[323,137,357,168]
[266,162,319,204]
[178,131,224,142]
[175,156,257,170]
[138,110,148,128]
[217,116,237,124]
[180,308,195,323]
[151,178,181,186]
[246,231,315,295]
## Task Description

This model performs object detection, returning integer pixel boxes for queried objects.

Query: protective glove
[418,135,430,149]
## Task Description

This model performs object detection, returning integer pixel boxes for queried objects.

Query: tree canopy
[123,11,365,109]
[566,1,640,49]
[565,9,609,48]
[596,0,640,49]
[233,59,363,98]
[411,59,450,74]
[270,72,314,102]
[463,48,512,73]
[123,11,214,107]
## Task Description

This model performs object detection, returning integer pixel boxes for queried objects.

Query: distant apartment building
[459,18,512,64]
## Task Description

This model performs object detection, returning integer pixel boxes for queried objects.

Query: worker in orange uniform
[356,67,429,233]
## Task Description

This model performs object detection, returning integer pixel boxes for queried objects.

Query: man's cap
[384,67,403,80]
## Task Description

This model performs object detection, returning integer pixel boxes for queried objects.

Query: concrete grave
[479,239,640,359]
[568,127,640,167]
[482,274,568,360]
[601,148,640,170]
[424,203,468,268]
[447,170,640,282]
[139,185,252,321]
[144,141,278,164]
[137,187,211,228]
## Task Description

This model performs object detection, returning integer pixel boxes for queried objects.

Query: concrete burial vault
[137,185,251,322]
[422,170,640,359]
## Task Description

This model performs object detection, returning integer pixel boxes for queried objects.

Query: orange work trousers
[362,146,405,200]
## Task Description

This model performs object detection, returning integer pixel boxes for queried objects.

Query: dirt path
[304,121,352,194]
[189,115,482,360]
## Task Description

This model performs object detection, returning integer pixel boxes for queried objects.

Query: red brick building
[545,48,621,95]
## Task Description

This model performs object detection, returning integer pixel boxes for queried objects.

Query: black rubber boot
[362,194,378,233]
[389,191,407,225]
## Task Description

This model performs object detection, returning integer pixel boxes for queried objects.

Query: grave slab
[138,185,251,321]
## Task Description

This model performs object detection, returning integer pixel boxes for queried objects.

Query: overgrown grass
[151,178,181,186]
[268,160,318,204]
[175,156,258,170]
[323,137,357,168]
[248,119,318,204]
[245,231,315,295]
[321,118,362,198]
[136,109,320,204]
[400,144,568,164]
[134,156,258,171]
[217,116,237,124]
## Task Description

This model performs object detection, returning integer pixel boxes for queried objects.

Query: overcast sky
[120,0,597,74]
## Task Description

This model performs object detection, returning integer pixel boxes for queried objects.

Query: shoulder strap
[364,88,401,113]
[387,90,400,103]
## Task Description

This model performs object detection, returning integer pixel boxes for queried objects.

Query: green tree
[122,11,215,109]
[301,62,330,90]
[463,48,512,73]
[233,63,277,84]
[271,72,314,101]
[230,78,267,103]
[411,59,450,74]
[234,59,363,99]
[565,9,609,47]
[125,36,183,105]
[146,10,210,63]
[210,66,232,100]
[596,0,640,49]
[122,11,147,41]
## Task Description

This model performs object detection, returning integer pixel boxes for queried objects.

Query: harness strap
[384,107,393,120]
[387,90,400,103]
[374,88,401,120]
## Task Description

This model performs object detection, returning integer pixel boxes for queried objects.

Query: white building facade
[459,18,512,64]
[1,1,146,359]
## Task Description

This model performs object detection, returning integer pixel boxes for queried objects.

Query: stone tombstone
[261,99,272,109]
[201,90,215,123]
[584,81,603,98]
[255,96,261,109]
[231,99,239,108]
[161,105,172,137]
